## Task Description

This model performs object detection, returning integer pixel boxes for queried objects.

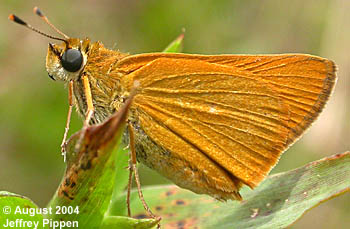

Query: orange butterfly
[9,8,336,220]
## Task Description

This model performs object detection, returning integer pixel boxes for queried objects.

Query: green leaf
[0,191,46,229]
[105,146,130,217]
[162,33,185,53]
[46,95,133,228]
[115,151,350,228]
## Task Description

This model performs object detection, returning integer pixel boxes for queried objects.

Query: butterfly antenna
[8,14,67,43]
[33,7,69,39]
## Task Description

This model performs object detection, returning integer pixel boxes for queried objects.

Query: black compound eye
[61,49,83,72]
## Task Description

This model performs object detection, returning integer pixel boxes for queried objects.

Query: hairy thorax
[72,44,129,124]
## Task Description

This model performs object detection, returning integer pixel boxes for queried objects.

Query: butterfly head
[46,38,90,81]
[9,7,92,82]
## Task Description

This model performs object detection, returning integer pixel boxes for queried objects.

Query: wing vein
[140,94,288,135]
[139,102,263,175]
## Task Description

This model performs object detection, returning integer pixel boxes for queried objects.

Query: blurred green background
[1,0,349,228]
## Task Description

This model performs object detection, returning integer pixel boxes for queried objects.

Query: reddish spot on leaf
[165,218,198,229]
[173,199,186,206]
[163,187,177,197]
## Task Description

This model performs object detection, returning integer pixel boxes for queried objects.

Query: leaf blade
[162,33,184,53]
[0,191,46,229]
[46,94,133,228]
[117,151,350,228]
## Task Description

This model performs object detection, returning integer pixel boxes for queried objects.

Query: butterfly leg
[75,75,94,152]
[126,150,133,217]
[127,123,160,224]
[60,80,74,162]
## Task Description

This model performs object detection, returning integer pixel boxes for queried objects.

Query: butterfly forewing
[118,53,336,144]
[116,53,336,197]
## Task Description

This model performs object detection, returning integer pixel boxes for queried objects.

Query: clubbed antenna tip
[8,14,27,26]
[33,7,44,17]
[32,6,69,39]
